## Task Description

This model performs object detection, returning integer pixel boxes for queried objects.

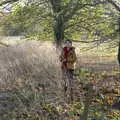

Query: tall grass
[0,42,62,87]
[0,41,67,119]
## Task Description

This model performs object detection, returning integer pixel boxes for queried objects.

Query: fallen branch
[0,42,8,47]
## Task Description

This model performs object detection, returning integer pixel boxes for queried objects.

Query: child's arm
[67,48,77,63]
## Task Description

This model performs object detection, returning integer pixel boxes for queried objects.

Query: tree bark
[50,0,64,47]
[117,16,120,65]
[80,84,94,120]
[118,16,120,65]
[54,14,64,47]
[118,41,120,65]
[81,99,91,120]
[106,0,120,65]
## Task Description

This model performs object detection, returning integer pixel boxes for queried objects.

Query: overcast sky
[0,0,27,13]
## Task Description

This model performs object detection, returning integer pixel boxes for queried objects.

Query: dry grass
[0,41,62,90]
[0,40,118,89]
[0,40,119,120]
[0,41,66,119]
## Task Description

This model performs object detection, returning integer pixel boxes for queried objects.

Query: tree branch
[0,0,19,6]
[64,1,106,22]
[107,0,120,12]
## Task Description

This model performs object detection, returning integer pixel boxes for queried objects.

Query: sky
[0,0,28,15]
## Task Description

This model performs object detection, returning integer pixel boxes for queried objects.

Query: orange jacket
[60,46,77,70]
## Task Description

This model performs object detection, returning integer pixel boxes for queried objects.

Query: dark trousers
[62,68,74,102]
[62,68,74,79]
[67,69,74,79]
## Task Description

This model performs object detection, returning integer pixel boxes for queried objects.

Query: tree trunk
[54,14,64,47]
[80,84,94,120]
[81,99,91,120]
[118,41,120,65]
[118,17,120,65]
[50,0,64,47]
[106,0,120,65]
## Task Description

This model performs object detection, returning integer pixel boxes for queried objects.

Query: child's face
[65,41,72,47]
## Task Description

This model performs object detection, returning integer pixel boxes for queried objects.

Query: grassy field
[0,38,119,120]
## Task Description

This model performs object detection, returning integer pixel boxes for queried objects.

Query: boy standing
[60,39,77,102]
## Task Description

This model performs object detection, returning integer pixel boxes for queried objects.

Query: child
[60,39,77,78]
[59,39,77,101]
